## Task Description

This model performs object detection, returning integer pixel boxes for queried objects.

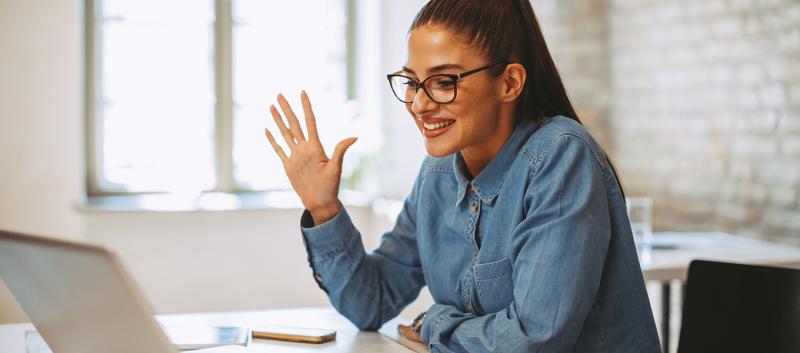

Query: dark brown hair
[410,0,625,196]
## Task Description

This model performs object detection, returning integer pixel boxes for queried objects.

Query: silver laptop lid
[0,229,177,353]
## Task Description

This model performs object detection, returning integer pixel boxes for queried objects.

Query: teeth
[423,120,454,131]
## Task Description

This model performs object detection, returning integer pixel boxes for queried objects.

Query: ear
[497,63,526,103]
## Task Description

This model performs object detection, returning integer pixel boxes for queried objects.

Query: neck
[460,107,517,179]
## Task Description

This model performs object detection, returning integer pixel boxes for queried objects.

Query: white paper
[0,324,32,353]
[25,331,52,353]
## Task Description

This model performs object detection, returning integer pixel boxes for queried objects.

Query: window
[87,0,363,196]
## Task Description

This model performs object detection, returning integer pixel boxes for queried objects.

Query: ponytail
[411,0,626,197]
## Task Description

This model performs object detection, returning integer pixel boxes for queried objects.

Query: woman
[263,0,661,352]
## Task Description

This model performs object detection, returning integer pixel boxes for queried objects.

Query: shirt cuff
[300,207,359,263]
[420,303,449,348]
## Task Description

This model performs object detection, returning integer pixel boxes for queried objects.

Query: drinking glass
[626,196,653,246]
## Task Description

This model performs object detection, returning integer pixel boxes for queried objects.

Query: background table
[639,232,800,353]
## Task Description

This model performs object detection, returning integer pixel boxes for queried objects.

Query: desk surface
[2,233,799,352]
[0,307,415,353]
[640,232,800,281]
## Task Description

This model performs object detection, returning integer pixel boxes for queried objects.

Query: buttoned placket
[461,184,481,314]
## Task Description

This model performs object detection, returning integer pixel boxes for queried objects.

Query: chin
[424,142,458,158]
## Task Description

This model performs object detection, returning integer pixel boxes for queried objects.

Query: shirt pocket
[474,257,514,314]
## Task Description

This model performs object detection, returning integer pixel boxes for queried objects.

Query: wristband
[411,311,427,335]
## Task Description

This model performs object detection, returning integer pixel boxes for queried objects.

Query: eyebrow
[402,63,466,75]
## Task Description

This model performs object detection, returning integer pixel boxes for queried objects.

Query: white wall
[82,207,432,318]
[0,0,434,324]
[0,0,85,323]
[83,207,371,314]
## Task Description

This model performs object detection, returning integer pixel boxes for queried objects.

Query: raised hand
[263,91,357,225]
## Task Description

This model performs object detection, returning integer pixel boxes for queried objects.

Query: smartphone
[251,325,336,344]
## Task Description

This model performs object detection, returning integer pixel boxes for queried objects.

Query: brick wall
[536,0,800,245]
[535,0,612,148]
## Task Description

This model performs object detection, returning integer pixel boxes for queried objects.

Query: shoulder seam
[523,131,606,174]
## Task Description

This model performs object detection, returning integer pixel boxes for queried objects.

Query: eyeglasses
[386,63,506,104]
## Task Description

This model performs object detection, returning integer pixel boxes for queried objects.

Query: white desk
[0,307,414,353]
[638,232,800,352]
[3,233,798,353]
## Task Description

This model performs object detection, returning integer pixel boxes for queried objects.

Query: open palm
[263,91,357,225]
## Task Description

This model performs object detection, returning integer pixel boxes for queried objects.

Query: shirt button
[468,186,475,193]
[470,201,478,214]
[466,303,473,312]
[314,274,323,283]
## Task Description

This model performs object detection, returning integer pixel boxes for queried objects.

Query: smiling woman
[263,0,661,352]
[393,24,524,173]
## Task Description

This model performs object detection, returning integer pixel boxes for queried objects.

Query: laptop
[0,229,248,353]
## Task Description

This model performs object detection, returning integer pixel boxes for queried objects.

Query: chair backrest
[677,260,800,353]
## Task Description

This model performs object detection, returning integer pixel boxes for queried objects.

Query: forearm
[301,208,424,330]
[421,302,541,353]
[422,299,591,353]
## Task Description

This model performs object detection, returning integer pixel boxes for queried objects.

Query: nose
[410,87,438,115]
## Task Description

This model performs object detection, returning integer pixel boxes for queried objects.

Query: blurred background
[1,0,798,349]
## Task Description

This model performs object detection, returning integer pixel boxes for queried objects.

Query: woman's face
[402,25,510,158]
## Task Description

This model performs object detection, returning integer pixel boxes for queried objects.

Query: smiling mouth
[423,120,455,131]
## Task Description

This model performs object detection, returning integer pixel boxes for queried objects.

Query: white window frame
[85,0,357,197]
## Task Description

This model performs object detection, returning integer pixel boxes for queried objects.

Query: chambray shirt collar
[453,119,540,208]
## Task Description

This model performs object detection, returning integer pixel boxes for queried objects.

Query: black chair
[677,260,800,353]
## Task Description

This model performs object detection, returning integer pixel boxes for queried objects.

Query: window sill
[79,190,379,213]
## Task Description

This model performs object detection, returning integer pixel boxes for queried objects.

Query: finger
[263,128,288,162]
[398,325,420,342]
[397,325,409,337]
[277,93,306,142]
[331,137,358,169]
[270,105,296,148]
[301,90,320,142]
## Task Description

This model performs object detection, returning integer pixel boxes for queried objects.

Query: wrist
[308,201,342,225]
[411,311,427,336]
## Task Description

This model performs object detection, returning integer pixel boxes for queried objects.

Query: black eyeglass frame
[386,62,507,104]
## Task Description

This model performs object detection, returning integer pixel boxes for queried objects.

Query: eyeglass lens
[389,75,456,104]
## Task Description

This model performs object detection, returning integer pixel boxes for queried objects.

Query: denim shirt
[300,116,661,353]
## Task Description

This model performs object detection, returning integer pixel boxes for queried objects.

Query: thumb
[331,137,358,168]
